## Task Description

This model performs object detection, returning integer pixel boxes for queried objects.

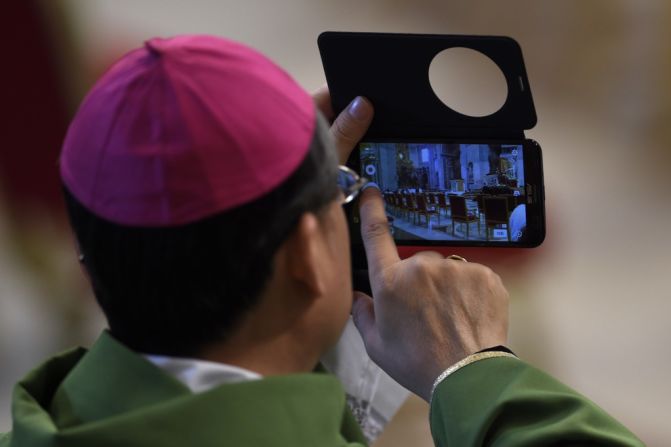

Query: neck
[199,330,319,376]
[198,287,322,376]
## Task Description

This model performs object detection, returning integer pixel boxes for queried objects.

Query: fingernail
[361,181,380,192]
[348,96,370,121]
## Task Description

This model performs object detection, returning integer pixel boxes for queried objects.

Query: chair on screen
[416,194,439,227]
[474,194,485,218]
[483,196,511,241]
[407,193,419,224]
[393,192,403,218]
[437,193,450,216]
[393,193,403,216]
[400,193,413,222]
[383,193,395,214]
[448,195,479,239]
[505,194,520,215]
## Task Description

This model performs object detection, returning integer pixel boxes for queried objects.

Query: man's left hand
[313,86,374,164]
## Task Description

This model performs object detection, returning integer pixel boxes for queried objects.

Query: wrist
[429,347,518,404]
[476,345,516,356]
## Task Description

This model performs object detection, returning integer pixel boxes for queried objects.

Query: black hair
[64,114,338,356]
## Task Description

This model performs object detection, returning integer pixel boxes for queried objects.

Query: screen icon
[493,229,508,238]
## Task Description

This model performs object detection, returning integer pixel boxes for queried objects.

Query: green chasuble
[1,332,367,447]
[1,332,643,446]
[430,357,644,446]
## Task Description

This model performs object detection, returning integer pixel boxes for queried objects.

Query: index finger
[358,186,400,279]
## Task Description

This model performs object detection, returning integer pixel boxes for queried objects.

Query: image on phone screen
[358,142,535,243]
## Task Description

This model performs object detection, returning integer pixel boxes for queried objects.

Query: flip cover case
[318,32,539,294]
[318,32,537,140]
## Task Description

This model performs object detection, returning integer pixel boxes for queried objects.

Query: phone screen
[355,141,544,246]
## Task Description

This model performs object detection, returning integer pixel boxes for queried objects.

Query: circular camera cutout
[428,47,508,117]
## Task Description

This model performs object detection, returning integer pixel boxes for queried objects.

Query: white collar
[144,353,262,393]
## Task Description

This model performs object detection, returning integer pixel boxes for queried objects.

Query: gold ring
[447,254,468,262]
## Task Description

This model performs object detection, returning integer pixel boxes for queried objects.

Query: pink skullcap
[60,35,316,226]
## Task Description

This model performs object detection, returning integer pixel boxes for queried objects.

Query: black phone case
[318,32,537,140]
[318,32,540,292]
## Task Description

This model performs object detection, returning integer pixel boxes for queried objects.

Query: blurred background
[1,0,669,445]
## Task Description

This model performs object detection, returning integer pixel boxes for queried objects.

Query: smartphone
[347,139,545,248]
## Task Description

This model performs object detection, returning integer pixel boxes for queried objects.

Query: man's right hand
[351,186,510,402]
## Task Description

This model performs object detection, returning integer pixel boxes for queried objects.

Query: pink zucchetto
[60,35,316,226]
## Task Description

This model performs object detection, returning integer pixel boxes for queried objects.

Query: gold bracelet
[430,351,518,402]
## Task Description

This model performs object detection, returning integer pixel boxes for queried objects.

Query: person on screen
[0,35,643,447]
[510,203,526,242]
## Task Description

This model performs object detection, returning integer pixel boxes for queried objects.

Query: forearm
[430,356,644,447]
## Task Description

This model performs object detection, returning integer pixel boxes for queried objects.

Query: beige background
[1,1,669,445]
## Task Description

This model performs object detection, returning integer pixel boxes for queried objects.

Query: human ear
[283,212,328,299]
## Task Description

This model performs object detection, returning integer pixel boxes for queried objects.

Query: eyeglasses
[337,165,368,204]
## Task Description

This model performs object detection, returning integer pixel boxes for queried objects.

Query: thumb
[330,96,374,164]
[351,291,379,351]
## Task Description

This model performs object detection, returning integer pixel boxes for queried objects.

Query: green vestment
[1,332,643,446]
